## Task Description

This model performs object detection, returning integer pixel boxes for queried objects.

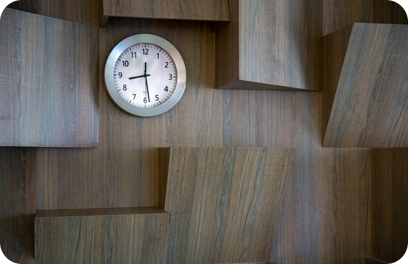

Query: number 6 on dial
[104,34,186,117]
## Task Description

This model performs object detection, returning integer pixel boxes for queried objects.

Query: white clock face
[114,43,177,108]
[104,34,186,117]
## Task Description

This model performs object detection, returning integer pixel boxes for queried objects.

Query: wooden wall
[0,0,407,263]
[371,149,408,263]
[0,148,36,264]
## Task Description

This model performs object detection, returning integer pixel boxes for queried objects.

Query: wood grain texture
[216,0,322,91]
[162,147,293,264]
[0,148,36,264]
[323,23,408,148]
[323,0,408,35]
[29,16,374,264]
[0,9,99,148]
[371,149,408,263]
[102,0,230,22]
[8,0,102,27]
[35,207,170,264]
[365,258,389,264]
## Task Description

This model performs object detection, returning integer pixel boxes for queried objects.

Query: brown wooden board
[216,0,322,91]
[0,9,99,148]
[35,207,170,264]
[162,147,293,263]
[371,149,408,263]
[8,0,102,27]
[0,148,36,264]
[102,0,230,23]
[323,0,408,35]
[323,23,408,148]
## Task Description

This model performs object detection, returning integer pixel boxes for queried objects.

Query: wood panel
[323,0,408,35]
[371,149,408,263]
[365,258,389,264]
[8,0,102,27]
[162,147,293,263]
[216,0,322,91]
[323,23,408,148]
[102,0,230,23]
[0,148,36,264]
[35,207,170,264]
[0,8,99,148]
[30,16,374,264]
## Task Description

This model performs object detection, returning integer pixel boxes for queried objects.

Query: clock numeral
[169,74,173,80]
[123,84,127,91]
[155,95,159,101]
[118,72,123,78]
[133,94,136,100]
[143,49,149,55]
[164,86,168,92]
[157,53,160,59]
[131,52,137,58]
[122,61,129,67]
[165,62,169,68]
[143,97,148,104]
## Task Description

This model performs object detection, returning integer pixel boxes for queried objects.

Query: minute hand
[129,74,150,80]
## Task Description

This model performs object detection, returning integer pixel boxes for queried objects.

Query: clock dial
[113,43,177,108]
[105,34,186,117]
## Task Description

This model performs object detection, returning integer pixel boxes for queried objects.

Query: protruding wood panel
[323,23,408,148]
[0,9,99,148]
[35,207,170,264]
[216,0,322,91]
[371,149,408,263]
[0,148,36,264]
[102,0,230,24]
[162,147,293,263]
[8,0,102,27]
[323,0,408,35]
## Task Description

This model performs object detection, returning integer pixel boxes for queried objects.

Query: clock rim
[104,34,187,117]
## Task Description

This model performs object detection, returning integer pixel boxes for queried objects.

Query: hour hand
[129,74,150,80]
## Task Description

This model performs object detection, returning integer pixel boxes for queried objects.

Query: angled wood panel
[0,148,36,264]
[102,0,230,23]
[35,207,170,264]
[371,149,408,263]
[323,23,408,148]
[162,147,293,263]
[323,0,408,35]
[0,9,99,148]
[8,0,102,27]
[216,0,322,91]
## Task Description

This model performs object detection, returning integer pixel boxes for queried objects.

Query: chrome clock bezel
[104,34,186,117]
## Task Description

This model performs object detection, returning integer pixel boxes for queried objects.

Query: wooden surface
[36,207,166,217]
[30,16,374,264]
[371,149,408,263]
[0,9,99,148]
[103,0,230,22]
[216,0,322,91]
[0,148,36,264]
[162,147,293,263]
[323,0,408,35]
[8,0,102,27]
[323,23,408,148]
[3,0,406,262]
[35,207,170,264]
[365,258,389,264]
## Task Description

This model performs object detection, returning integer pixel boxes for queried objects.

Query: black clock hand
[144,62,150,102]
[129,74,150,80]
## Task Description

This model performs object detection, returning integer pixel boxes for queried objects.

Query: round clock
[104,34,186,117]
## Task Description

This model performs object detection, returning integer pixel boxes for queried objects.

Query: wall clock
[104,34,186,117]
